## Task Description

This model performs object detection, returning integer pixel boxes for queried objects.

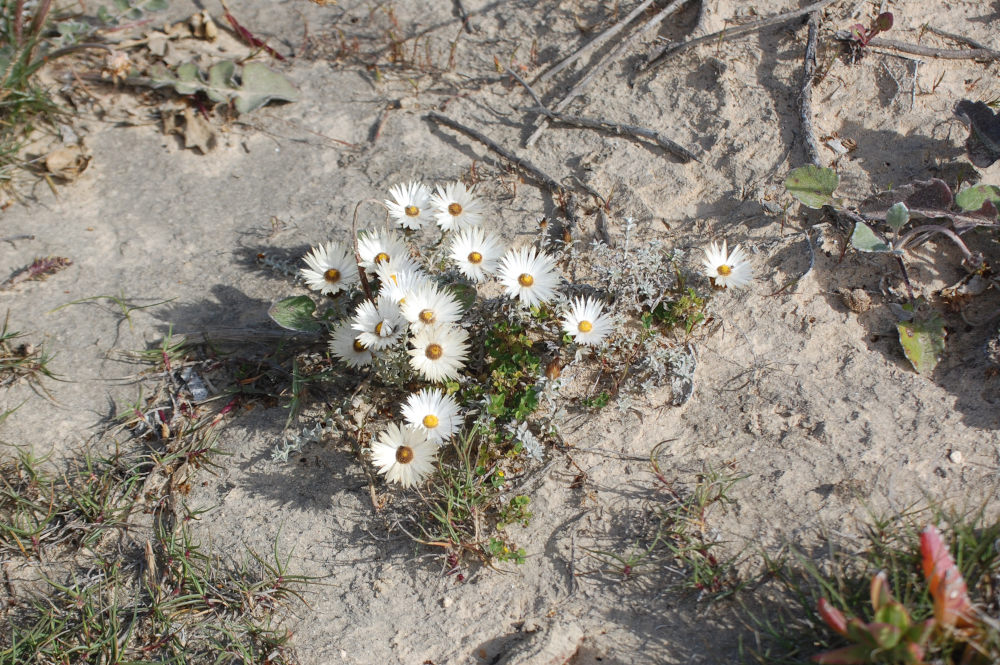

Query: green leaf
[866,622,902,650]
[850,222,890,252]
[96,6,114,23]
[897,306,946,375]
[268,296,321,333]
[234,62,300,113]
[112,0,131,11]
[784,165,839,209]
[145,61,299,115]
[144,0,168,10]
[885,202,909,231]
[954,184,1000,212]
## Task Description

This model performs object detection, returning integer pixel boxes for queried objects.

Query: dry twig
[864,37,1000,61]
[507,65,696,162]
[799,12,822,166]
[534,0,656,85]
[639,0,836,78]
[525,0,691,148]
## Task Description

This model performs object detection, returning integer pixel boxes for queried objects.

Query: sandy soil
[3,0,1000,662]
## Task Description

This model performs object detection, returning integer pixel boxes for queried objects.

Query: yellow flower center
[352,339,365,352]
[374,252,390,264]
[717,264,732,276]
[578,320,593,333]
[422,414,439,429]
[419,309,435,324]
[468,251,483,265]
[518,273,534,287]
[426,343,443,360]
[374,322,384,336]
[395,446,414,464]
[447,202,463,216]
[404,205,420,217]
[323,268,341,283]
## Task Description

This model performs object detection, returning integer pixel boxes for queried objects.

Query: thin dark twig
[508,64,695,162]
[799,12,822,166]
[864,37,1000,61]
[924,26,992,51]
[534,0,656,85]
[640,0,836,77]
[526,0,691,148]
[525,106,697,163]
[426,111,574,197]
[425,112,594,227]
[352,201,374,301]
[453,0,473,33]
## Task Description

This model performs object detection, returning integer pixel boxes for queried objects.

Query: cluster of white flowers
[297,181,631,488]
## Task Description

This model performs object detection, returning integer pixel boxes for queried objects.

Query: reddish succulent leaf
[870,571,894,611]
[920,525,974,628]
[874,12,893,32]
[818,598,849,637]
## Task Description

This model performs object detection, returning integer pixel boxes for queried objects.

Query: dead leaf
[44,145,91,180]
[190,11,218,40]
[164,108,216,153]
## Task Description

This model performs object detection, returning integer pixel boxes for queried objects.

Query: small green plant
[784,164,997,375]
[0,313,56,391]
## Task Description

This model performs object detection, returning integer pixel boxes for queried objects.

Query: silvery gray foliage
[272,415,338,462]
[569,228,681,317]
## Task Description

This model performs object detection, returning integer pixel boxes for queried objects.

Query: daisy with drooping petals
[357,229,410,272]
[430,182,483,232]
[402,388,462,444]
[370,423,438,488]
[450,227,504,282]
[351,296,405,350]
[400,282,464,332]
[329,321,375,367]
[702,240,752,289]
[385,181,434,230]
[300,241,359,295]
[376,263,428,304]
[562,297,613,346]
[408,324,470,383]
[498,246,560,308]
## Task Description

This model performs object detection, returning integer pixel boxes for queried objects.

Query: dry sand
[2,0,1000,662]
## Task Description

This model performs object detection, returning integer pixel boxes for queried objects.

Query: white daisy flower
[562,297,613,346]
[449,227,504,282]
[400,282,464,332]
[329,321,374,367]
[430,181,483,232]
[498,246,560,308]
[385,181,434,230]
[375,263,429,305]
[357,229,410,272]
[408,324,470,383]
[401,388,462,444]
[351,296,405,350]
[299,241,359,295]
[370,423,438,488]
[702,240,752,289]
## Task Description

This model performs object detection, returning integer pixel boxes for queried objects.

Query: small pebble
[949,450,963,464]
[442,597,453,608]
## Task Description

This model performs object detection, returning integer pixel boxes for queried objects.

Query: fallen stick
[526,106,697,163]
[639,0,836,77]
[799,12,822,166]
[425,111,594,224]
[507,65,696,162]
[863,37,1000,61]
[526,0,691,148]
[534,0,656,85]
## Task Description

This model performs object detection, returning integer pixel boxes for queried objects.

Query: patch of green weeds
[482,320,542,423]
[415,427,527,566]
[643,286,708,337]
[744,501,1000,664]
[0,312,56,391]
[585,454,746,596]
